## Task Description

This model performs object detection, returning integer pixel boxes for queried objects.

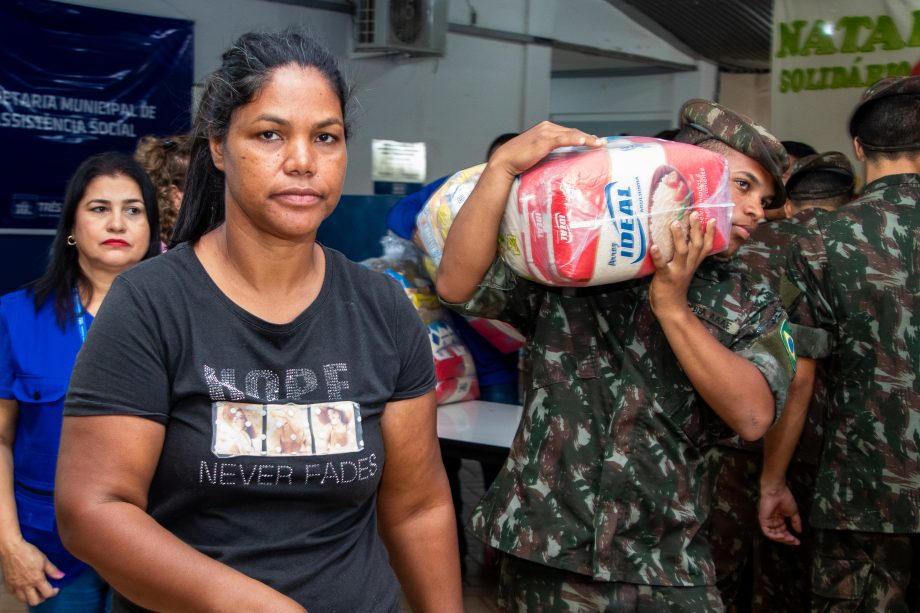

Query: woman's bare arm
[55,415,305,613]
[377,390,462,613]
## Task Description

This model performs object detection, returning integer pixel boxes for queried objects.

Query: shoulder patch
[780,319,797,371]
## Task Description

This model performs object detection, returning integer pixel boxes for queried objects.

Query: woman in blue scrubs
[0,152,159,611]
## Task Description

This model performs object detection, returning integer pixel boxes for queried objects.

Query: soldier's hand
[649,212,715,318]
[487,121,604,180]
[758,483,802,546]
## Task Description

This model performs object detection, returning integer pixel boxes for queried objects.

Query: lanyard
[72,286,88,344]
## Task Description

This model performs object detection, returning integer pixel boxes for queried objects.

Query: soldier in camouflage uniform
[435,103,796,612]
[762,75,920,612]
[707,152,855,612]
[764,141,817,223]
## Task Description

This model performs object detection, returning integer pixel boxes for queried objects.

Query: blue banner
[0,0,193,230]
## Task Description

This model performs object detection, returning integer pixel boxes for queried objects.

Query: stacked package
[419,253,525,354]
[363,237,479,405]
[417,137,734,287]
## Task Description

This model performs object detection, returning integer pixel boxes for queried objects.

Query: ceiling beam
[551,66,685,79]
[602,0,704,61]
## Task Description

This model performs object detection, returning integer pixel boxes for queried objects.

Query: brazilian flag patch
[780,319,797,371]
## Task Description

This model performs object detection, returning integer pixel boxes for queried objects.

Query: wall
[59,0,709,192]
[719,73,771,130]
[549,61,719,136]
[343,35,547,184]
[2,0,716,293]
[549,0,698,67]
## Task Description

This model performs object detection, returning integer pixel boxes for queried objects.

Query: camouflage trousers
[811,529,920,612]
[496,554,724,612]
[705,446,817,612]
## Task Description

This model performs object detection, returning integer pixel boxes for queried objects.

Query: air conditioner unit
[353,0,447,56]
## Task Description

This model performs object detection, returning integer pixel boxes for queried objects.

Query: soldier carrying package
[434,104,795,612]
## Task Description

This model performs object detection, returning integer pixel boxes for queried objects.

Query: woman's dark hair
[30,152,160,328]
[170,29,352,247]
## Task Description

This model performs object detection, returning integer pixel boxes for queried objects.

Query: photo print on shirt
[212,400,363,458]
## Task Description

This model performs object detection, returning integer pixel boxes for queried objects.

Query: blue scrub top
[0,288,93,586]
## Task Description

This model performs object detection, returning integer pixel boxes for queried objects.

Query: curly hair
[135,134,191,243]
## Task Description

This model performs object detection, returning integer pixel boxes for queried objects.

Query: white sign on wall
[371,139,427,183]
[771,1,920,171]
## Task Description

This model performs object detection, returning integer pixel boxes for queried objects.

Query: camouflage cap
[848,75,920,140]
[676,99,789,208]
[786,151,855,200]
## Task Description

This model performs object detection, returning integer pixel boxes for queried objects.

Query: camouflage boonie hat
[786,151,855,200]
[676,99,789,208]
[848,75,920,143]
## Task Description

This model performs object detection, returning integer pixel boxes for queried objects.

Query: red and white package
[432,342,476,381]
[465,318,525,353]
[418,137,733,287]
[362,252,480,405]
[422,238,524,354]
[436,375,480,405]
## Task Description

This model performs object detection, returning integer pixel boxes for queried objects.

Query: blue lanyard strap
[72,286,88,344]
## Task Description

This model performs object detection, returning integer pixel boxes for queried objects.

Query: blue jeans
[30,567,111,613]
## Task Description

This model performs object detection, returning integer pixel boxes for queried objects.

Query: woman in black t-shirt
[56,30,462,613]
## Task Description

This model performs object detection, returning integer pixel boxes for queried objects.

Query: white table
[436,400,523,462]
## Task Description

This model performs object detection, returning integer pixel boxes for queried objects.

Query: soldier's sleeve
[731,288,797,423]
[440,257,540,336]
[778,219,834,359]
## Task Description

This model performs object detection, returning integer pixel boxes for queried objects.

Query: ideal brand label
[554,211,572,244]
[605,181,646,264]
[602,146,662,269]
[530,210,546,239]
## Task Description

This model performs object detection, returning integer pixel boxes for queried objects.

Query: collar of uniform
[858,172,920,198]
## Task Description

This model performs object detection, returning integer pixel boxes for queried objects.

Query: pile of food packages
[363,236,479,405]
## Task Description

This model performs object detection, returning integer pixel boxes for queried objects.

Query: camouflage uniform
[781,172,920,611]
[675,99,796,611]
[497,554,723,612]
[447,254,795,611]
[705,210,828,612]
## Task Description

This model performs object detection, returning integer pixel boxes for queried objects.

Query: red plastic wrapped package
[362,247,480,405]
[417,137,733,287]
[435,375,479,405]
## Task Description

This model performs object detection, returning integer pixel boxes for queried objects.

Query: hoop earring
[66,235,76,246]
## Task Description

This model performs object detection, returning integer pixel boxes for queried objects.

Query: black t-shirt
[65,242,436,613]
